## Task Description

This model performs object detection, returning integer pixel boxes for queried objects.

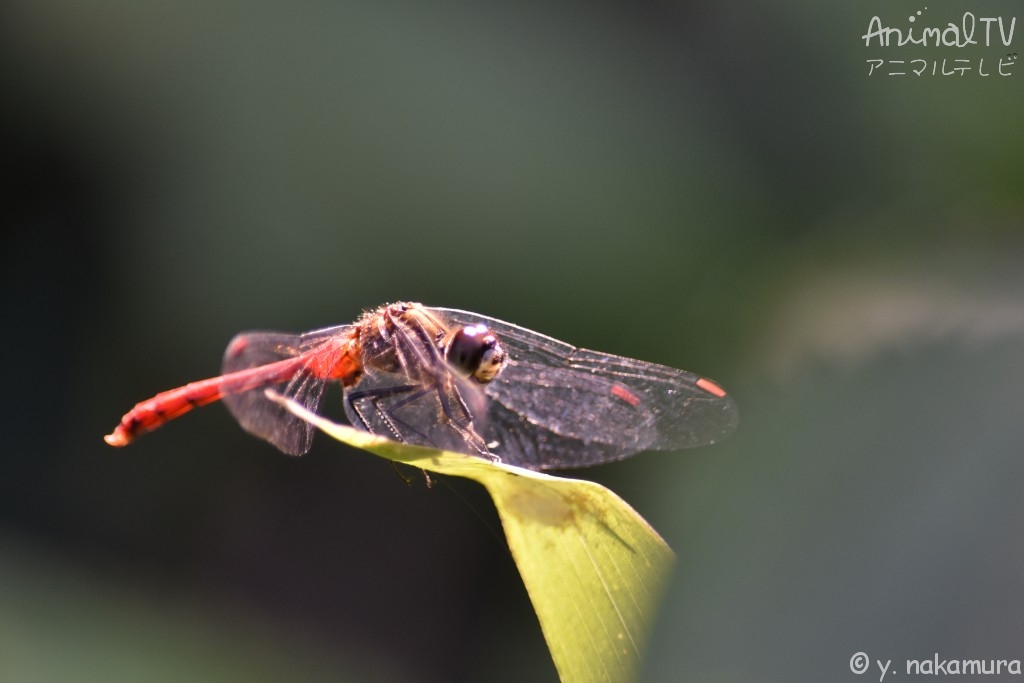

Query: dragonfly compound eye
[445,324,507,383]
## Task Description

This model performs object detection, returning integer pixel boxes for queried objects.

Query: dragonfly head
[445,324,507,383]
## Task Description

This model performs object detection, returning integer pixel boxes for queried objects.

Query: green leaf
[267,391,676,683]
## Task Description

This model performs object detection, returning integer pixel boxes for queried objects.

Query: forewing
[221,325,353,456]
[432,308,738,468]
[478,359,657,468]
[562,347,738,450]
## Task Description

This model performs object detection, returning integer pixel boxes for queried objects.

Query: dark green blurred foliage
[2,0,1022,680]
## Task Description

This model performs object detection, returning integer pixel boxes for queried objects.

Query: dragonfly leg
[346,384,434,445]
[434,383,491,457]
[347,382,492,458]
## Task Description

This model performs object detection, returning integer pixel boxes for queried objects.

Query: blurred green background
[3,0,1023,681]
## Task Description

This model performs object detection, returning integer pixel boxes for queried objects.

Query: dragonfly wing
[478,358,657,468]
[476,392,643,469]
[220,326,353,456]
[221,370,326,456]
[564,347,738,450]
[432,308,738,468]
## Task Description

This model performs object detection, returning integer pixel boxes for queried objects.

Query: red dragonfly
[105,303,737,469]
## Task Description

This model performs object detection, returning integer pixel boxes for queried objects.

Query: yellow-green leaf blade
[268,391,675,683]
[483,470,675,683]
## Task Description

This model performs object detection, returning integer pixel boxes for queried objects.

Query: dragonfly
[105,302,738,470]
